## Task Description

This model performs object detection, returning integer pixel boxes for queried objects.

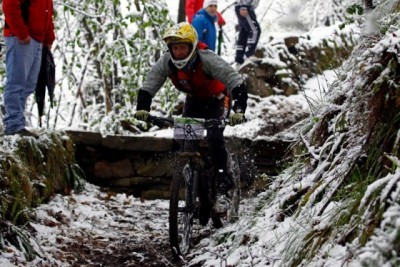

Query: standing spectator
[2,0,55,137]
[186,0,226,27]
[235,0,261,65]
[192,0,219,51]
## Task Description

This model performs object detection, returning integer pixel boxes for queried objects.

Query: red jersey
[168,43,226,98]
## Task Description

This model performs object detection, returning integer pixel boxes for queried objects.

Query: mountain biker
[134,22,248,213]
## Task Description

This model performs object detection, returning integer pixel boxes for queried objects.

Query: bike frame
[146,115,238,260]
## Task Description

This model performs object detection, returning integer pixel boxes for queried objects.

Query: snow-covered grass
[186,3,400,266]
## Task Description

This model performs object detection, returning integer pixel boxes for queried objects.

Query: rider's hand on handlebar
[134,110,149,121]
[229,112,245,126]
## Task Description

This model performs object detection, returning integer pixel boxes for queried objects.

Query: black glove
[231,82,248,113]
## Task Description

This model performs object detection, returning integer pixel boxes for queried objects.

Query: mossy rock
[0,132,85,224]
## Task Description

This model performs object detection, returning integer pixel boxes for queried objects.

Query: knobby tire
[169,157,194,260]
[228,153,241,223]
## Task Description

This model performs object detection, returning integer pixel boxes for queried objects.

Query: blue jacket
[192,8,217,51]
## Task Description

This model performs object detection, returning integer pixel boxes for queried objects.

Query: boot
[215,192,230,214]
[214,173,233,214]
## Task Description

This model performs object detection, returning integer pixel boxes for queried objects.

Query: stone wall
[67,131,292,199]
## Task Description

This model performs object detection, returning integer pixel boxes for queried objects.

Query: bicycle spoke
[169,159,196,260]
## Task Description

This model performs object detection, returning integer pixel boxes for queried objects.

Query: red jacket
[185,0,226,26]
[3,0,55,45]
[168,42,226,98]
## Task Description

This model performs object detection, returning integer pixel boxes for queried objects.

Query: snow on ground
[2,184,174,266]
[0,68,338,266]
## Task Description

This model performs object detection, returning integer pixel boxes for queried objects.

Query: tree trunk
[178,0,186,23]
[365,0,374,11]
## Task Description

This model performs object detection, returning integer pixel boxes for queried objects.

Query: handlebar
[147,115,228,129]
[147,115,174,128]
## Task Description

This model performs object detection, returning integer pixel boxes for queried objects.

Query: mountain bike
[147,115,240,260]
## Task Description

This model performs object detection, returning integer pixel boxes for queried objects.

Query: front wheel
[169,158,195,260]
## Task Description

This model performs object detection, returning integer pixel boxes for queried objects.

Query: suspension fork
[179,151,203,211]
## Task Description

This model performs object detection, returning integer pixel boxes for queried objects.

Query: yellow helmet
[163,22,198,69]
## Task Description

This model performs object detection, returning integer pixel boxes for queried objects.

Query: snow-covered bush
[47,0,176,133]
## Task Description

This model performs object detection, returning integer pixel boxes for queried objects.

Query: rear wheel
[198,175,211,226]
[211,210,223,228]
[200,161,223,228]
[210,170,224,228]
[227,153,241,223]
[169,158,195,260]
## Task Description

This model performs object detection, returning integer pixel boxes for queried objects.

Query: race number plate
[173,117,205,140]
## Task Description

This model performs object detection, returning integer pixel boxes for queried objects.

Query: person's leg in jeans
[22,39,43,115]
[3,37,42,134]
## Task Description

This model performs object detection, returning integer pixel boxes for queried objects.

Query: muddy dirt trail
[31,184,219,267]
